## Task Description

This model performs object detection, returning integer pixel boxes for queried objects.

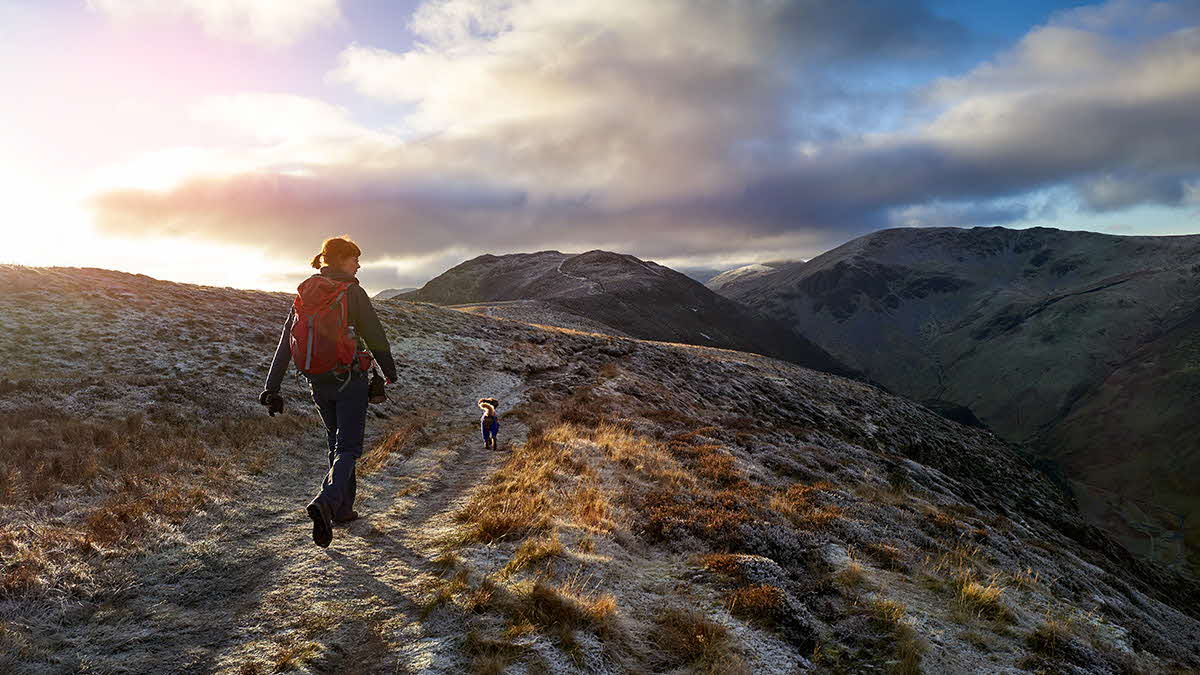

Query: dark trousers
[310,372,368,520]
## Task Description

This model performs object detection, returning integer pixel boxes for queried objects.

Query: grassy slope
[1,265,1198,674]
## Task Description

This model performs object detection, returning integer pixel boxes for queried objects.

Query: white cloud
[329,0,958,206]
[87,0,1200,270]
[922,4,1200,151]
[87,0,343,47]
[330,1,788,205]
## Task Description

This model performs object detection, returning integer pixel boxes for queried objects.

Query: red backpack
[289,276,372,376]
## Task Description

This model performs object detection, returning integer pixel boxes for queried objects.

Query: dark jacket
[263,268,398,392]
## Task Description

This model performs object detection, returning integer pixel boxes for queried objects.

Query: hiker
[259,235,398,548]
[479,397,500,450]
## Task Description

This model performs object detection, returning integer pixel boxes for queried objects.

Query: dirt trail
[55,369,526,674]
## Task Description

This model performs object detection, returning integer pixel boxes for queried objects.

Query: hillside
[2,264,1200,673]
[448,299,635,337]
[374,287,418,301]
[393,250,856,378]
[713,226,1200,575]
[706,261,798,293]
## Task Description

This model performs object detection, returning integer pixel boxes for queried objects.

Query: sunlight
[0,178,295,292]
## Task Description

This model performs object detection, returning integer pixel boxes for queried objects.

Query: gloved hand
[259,390,284,417]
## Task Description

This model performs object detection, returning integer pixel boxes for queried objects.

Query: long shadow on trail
[399,430,525,532]
[323,549,426,616]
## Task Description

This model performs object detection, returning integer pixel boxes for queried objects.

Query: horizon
[3,0,1199,294]
[6,221,1193,296]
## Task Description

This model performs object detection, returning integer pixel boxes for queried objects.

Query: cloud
[887,201,1031,229]
[915,1,1200,207]
[88,0,1200,277]
[329,0,965,206]
[1074,172,1191,211]
[87,0,343,47]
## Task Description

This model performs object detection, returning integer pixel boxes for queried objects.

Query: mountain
[714,226,1200,574]
[3,263,1199,673]
[373,287,417,300]
[393,249,856,377]
[705,260,797,292]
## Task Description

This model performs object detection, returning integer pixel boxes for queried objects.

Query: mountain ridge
[393,249,858,378]
[714,225,1200,574]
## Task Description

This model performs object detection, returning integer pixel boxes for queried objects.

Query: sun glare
[0,192,293,293]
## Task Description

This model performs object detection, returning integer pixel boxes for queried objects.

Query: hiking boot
[307,501,333,548]
[333,510,359,525]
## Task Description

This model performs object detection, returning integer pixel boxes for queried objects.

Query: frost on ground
[1,264,1199,674]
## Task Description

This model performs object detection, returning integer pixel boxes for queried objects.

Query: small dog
[479,398,500,450]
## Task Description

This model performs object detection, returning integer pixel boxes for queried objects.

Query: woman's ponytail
[310,253,324,269]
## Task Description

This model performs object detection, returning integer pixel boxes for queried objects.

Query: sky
[1,0,1198,294]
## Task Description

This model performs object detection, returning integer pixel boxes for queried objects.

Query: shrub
[866,598,927,675]
[504,532,565,574]
[952,569,1012,622]
[725,584,785,624]
[650,607,746,674]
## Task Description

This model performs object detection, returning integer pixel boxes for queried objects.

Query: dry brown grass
[771,481,844,530]
[833,560,871,589]
[641,485,757,542]
[503,532,565,575]
[853,482,910,506]
[432,551,463,575]
[1,407,311,502]
[925,540,1013,623]
[1009,566,1048,592]
[650,607,747,674]
[612,421,779,550]
[83,484,209,547]
[698,553,745,577]
[577,534,595,553]
[921,503,962,534]
[271,639,321,671]
[865,542,909,571]
[453,418,619,546]
[953,569,1011,621]
[570,486,615,533]
[1025,617,1073,657]
[454,427,561,543]
[441,573,624,665]
[0,408,319,600]
[359,408,439,475]
[725,584,785,625]
[419,570,471,620]
[464,630,526,675]
[597,362,621,379]
[517,579,618,633]
[866,598,927,675]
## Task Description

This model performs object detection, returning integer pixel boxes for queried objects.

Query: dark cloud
[1075,172,1192,212]
[88,0,1200,273]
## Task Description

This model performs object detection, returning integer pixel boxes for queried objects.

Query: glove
[259,390,284,417]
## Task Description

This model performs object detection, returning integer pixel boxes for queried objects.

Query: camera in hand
[368,367,387,404]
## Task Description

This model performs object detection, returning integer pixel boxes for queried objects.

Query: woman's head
[311,235,361,274]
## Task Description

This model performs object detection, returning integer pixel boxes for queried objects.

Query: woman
[260,235,398,548]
